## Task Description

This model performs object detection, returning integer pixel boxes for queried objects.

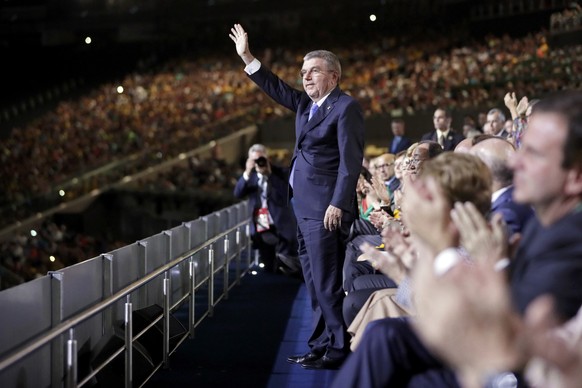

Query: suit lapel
[296,87,340,146]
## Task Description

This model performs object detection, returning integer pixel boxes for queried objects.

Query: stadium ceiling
[0,0,481,48]
[0,0,571,48]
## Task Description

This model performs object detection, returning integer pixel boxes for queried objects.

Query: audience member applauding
[332,90,582,388]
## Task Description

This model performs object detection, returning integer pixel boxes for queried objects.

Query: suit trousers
[296,216,350,358]
[342,234,382,292]
[331,317,460,388]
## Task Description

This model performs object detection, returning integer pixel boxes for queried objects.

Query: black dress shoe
[287,352,322,364]
[301,355,346,370]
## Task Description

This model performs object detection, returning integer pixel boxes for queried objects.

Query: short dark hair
[532,91,582,170]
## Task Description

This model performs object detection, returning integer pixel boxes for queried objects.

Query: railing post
[137,241,148,307]
[246,223,252,268]
[101,254,113,333]
[184,222,196,340]
[223,235,229,298]
[235,227,242,284]
[161,229,173,368]
[188,257,196,339]
[65,329,77,388]
[124,295,133,388]
[49,271,64,388]
[208,244,215,317]
[163,273,171,368]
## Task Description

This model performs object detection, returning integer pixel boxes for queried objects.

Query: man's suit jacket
[490,186,534,236]
[497,128,510,139]
[390,136,412,154]
[421,130,464,151]
[233,165,297,244]
[249,66,365,221]
[386,176,400,195]
[510,209,582,320]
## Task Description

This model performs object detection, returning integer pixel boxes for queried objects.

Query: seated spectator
[485,108,510,138]
[346,152,492,350]
[331,90,582,388]
[469,137,534,237]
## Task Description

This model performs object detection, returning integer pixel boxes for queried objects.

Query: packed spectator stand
[1,1,582,387]
[1,8,581,291]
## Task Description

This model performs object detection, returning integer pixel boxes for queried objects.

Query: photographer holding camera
[234,144,300,275]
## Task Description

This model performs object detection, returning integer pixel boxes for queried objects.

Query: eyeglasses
[375,163,394,169]
[300,67,335,78]
[403,158,423,168]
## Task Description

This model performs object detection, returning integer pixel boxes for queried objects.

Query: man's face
[433,109,451,131]
[486,112,504,135]
[392,122,404,136]
[504,119,513,134]
[403,145,430,178]
[394,155,405,180]
[375,156,395,181]
[509,112,568,209]
[302,57,338,102]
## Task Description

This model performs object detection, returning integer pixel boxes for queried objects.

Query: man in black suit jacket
[486,108,511,139]
[470,137,534,236]
[421,108,464,151]
[230,24,364,369]
[389,118,412,154]
[332,91,582,387]
[233,144,299,273]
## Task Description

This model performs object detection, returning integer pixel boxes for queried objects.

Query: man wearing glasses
[230,24,365,369]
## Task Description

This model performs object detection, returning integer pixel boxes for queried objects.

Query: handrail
[0,218,250,373]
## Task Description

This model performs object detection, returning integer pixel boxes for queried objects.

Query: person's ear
[564,168,582,197]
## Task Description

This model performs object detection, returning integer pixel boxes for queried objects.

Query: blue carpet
[144,269,303,388]
[267,286,339,388]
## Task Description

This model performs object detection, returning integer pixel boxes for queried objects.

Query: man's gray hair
[304,50,342,80]
[487,108,506,122]
[248,143,268,156]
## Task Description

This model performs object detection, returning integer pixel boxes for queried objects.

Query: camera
[255,156,268,167]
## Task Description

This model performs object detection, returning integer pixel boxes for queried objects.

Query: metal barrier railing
[0,212,253,388]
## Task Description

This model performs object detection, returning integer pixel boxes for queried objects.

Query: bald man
[453,138,473,153]
[470,137,534,236]
[374,153,398,194]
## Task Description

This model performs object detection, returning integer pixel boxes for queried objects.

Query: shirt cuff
[242,172,250,181]
[244,59,261,75]
[433,248,462,276]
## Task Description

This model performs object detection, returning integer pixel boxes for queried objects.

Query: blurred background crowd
[0,0,580,291]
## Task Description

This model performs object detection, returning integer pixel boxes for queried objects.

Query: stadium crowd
[1,28,581,227]
[1,18,582,386]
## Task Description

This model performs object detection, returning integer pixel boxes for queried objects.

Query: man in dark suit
[389,118,412,154]
[331,91,582,387]
[421,108,464,151]
[233,143,299,274]
[485,108,511,139]
[470,137,534,236]
[230,24,364,369]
